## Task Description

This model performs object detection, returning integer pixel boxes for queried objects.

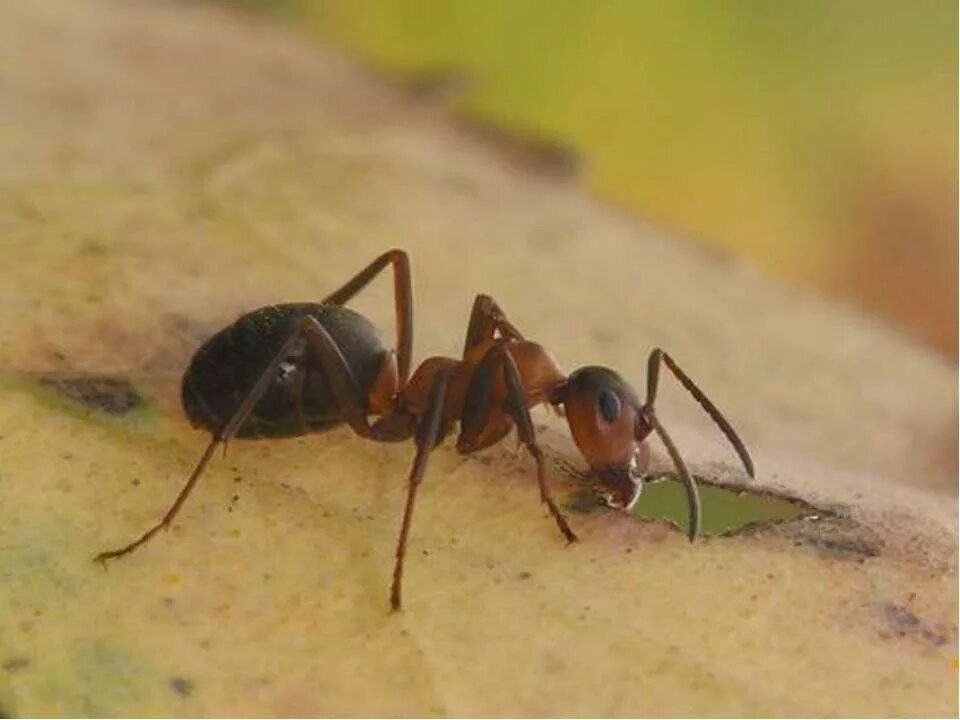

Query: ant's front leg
[458,343,578,544]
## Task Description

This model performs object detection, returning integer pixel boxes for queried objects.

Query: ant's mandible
[95,249,754,610]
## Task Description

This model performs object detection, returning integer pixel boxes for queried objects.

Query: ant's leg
[390,368,450,611]
[498,347,578,543]
[95,312,409,565]
[300,315,418,442]
[289,363,309,434]
[645,349,754,477]
[298,315,416,441]
[462,294,524,357]
[456,345,513,453]
[95,325,309,563]
[459,344,577,543]
[322,249,413,383]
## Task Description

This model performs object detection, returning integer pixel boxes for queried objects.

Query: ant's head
[550,366,652,512]
[549,351,755,543]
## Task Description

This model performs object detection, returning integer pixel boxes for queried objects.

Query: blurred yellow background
[252,0,957,356]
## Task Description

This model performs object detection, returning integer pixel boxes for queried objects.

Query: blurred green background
[241,0,957,357]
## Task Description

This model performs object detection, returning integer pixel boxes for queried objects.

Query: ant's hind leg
[298,315,415,442]
[321,249,413,383]
[94,325,309,564]
[95,313,411,566]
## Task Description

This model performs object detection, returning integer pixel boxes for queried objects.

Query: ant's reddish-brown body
[96,250,754,610]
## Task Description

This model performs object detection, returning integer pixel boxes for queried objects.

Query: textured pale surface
[0,1,956,716]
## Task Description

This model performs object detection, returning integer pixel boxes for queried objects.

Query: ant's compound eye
[597,389,621,423]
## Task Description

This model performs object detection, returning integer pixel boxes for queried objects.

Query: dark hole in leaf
[1,657,29,672]
[38,375,144,416]
[169,676,194,698]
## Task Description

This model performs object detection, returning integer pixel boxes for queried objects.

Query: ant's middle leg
[390,368,451,611]
[462,294,525,357]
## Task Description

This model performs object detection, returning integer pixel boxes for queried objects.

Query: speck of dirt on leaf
[775,516,882,561]
[39,375,144,416]
[2,656,29,671]
[401,68,473,103]
[883,603,921,632]
[170,676,194,697]
[461,116,582,179]
[878,602,951,646]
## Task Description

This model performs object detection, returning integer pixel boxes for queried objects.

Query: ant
[95,249,754,610]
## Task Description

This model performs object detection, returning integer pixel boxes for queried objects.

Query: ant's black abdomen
[181,303,387,439]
